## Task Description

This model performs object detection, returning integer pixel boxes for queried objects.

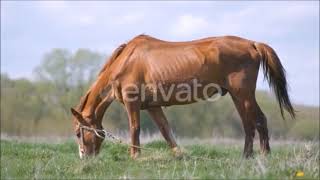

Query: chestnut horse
[70,35,295,159]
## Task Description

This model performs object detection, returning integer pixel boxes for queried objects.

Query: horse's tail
[254,42,296,119]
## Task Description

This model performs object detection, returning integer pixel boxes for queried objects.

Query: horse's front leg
[124,100,141,159]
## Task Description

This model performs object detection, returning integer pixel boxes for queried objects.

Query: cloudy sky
[1,1,319,106]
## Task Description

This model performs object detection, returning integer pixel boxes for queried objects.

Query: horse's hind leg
[231,91,271,157]
[231,95,255,158]
[256,105,271,154]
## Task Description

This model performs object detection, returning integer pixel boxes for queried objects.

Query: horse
[70,34,295,159]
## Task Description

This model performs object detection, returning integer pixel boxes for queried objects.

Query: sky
[1,1,319,106]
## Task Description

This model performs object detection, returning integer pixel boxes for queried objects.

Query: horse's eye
[76,132,81,138]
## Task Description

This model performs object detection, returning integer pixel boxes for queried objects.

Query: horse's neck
[81,75,112,122]
[81,90,102,119]
[81,78,106,119]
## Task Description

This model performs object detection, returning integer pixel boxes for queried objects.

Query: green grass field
[1,139,319,179]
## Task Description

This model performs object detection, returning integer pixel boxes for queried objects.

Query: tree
[32,49,105,120]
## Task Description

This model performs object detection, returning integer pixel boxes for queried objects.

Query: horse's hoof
[130,152,140,159]
[260,149,271,156]
[243,152,254,159]
[172,147,184,159]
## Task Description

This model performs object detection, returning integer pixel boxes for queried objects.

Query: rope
[80,125,217,161]
[103,130,218,161]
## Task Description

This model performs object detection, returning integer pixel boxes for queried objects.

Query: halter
[79,124,106,139]
[78,124,121,146]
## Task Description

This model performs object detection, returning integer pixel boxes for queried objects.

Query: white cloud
[170,3,317,40]
[171,15,209,37]
[37,1,68,11]
[35,2,99,27]
[75,15,96,26]
[34,2,147,27]
[118,13,145,25]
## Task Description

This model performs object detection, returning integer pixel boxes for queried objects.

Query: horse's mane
[98,43,127,76]
[75,44,126,112]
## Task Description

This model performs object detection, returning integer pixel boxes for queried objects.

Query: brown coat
[71,35,295,158]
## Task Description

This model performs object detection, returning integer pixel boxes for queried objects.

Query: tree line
[1,49,319,140]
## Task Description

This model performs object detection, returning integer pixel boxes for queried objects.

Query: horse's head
[70,108,105,159]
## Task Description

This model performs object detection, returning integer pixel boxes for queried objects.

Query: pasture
[1,139,319,179]
[2,2,319,180]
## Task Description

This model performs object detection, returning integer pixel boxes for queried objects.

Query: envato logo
[100,79,223,103]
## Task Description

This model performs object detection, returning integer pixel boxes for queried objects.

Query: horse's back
[114,34,259,86]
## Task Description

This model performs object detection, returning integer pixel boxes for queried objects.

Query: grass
[1,139,319,179]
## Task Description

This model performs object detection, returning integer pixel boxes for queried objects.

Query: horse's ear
[70,108,85,124]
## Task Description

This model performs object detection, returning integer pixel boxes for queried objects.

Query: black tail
[254,42,296,119]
